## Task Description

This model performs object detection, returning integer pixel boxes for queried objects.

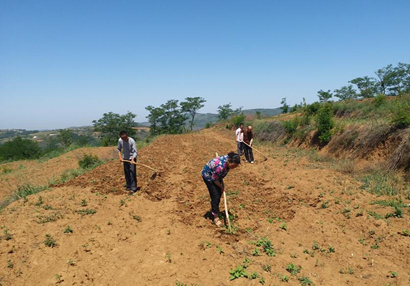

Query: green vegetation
[229,265,249,280]
[299,276,314,286]
[64,225,73,233]
[146,97,206,135]
[253,237,276,257]
[44,234,57,247]
[78,154,102,169]
[92,111,137,146]
[286,263,302,276]
[0,136,42,161]
[75,209,97,216]
[316,103,334,143]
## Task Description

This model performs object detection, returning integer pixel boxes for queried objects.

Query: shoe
[251,161,254,164]
[244,160,248,163]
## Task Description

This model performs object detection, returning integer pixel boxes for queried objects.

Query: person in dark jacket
[243,126,254,163]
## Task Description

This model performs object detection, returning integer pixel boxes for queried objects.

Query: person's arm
[116,140,123,162]
[250,132,254,146]
[213,180,225,192]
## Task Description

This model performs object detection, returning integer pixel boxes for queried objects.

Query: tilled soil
[0,128,409,285]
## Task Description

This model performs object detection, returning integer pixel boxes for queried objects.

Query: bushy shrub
[231,114,246,129]
[304,102,321,116]
[373,94,387,107]
[390,95,410,129]
[282,118,299,134]
[78,154,101,169]
[316,103,334,143]
[205,122,213,129]
[0,137,42,161]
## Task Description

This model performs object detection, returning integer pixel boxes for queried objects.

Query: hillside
[0,127,409,285]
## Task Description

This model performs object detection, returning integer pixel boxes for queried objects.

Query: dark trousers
[123,162,137,191]
[237,141,243,156]
[244,144,254,162]
[203,178,223,216]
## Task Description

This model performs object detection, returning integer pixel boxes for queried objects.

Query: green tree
[374,64,402,95]
[396,62,410,94]
[0,137,42,161]
[180,97,206,131]
[281,98,289,113]
[349,76,378,98]
[317,90,333,103]
[92,112,137,146]
[159,100,187,134]
[333,85,357,100]
[145,105,165,135]
[75,135,91,146]
[217,103,234,120]
[58,129,74,148]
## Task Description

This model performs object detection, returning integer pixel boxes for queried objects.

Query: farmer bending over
[201,152,241,227]
[117,130,138,194]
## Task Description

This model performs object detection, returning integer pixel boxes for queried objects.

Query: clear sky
[1,0,409,130]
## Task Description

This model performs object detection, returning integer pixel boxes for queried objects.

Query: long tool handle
[242,141,268,160]
[223,191,232,232]
[122,160,157,172]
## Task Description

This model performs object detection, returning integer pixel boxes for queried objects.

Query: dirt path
[0,128,409,285]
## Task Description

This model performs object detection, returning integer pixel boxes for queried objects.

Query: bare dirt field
[0,128,409,285]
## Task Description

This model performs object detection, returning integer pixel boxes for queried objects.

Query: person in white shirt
[235,123,244,156]
[116,130,138,193]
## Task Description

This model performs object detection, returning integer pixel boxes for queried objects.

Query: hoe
[242,141,268,162]
[121,160,161,180]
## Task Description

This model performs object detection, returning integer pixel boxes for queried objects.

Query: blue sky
[1,0,409,129]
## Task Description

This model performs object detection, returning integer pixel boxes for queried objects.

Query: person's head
[239,123,244,129]
[227,151,240,169]
[248,126,253,131]
[119,130,128,141]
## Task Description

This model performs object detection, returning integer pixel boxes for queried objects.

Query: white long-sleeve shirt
[235,128,243,142]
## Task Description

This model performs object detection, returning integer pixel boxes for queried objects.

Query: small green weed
[299,276,314,285]
[35,196,43,206]
[75,209,97,216]
[229,265,249,280]
[64,225,73,233]
[286,263,301,276]
[3,228,12,240]
[132,215,142,222]
[44,234,56,247]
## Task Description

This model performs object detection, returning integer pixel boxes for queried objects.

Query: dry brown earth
[0,128,409,285]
